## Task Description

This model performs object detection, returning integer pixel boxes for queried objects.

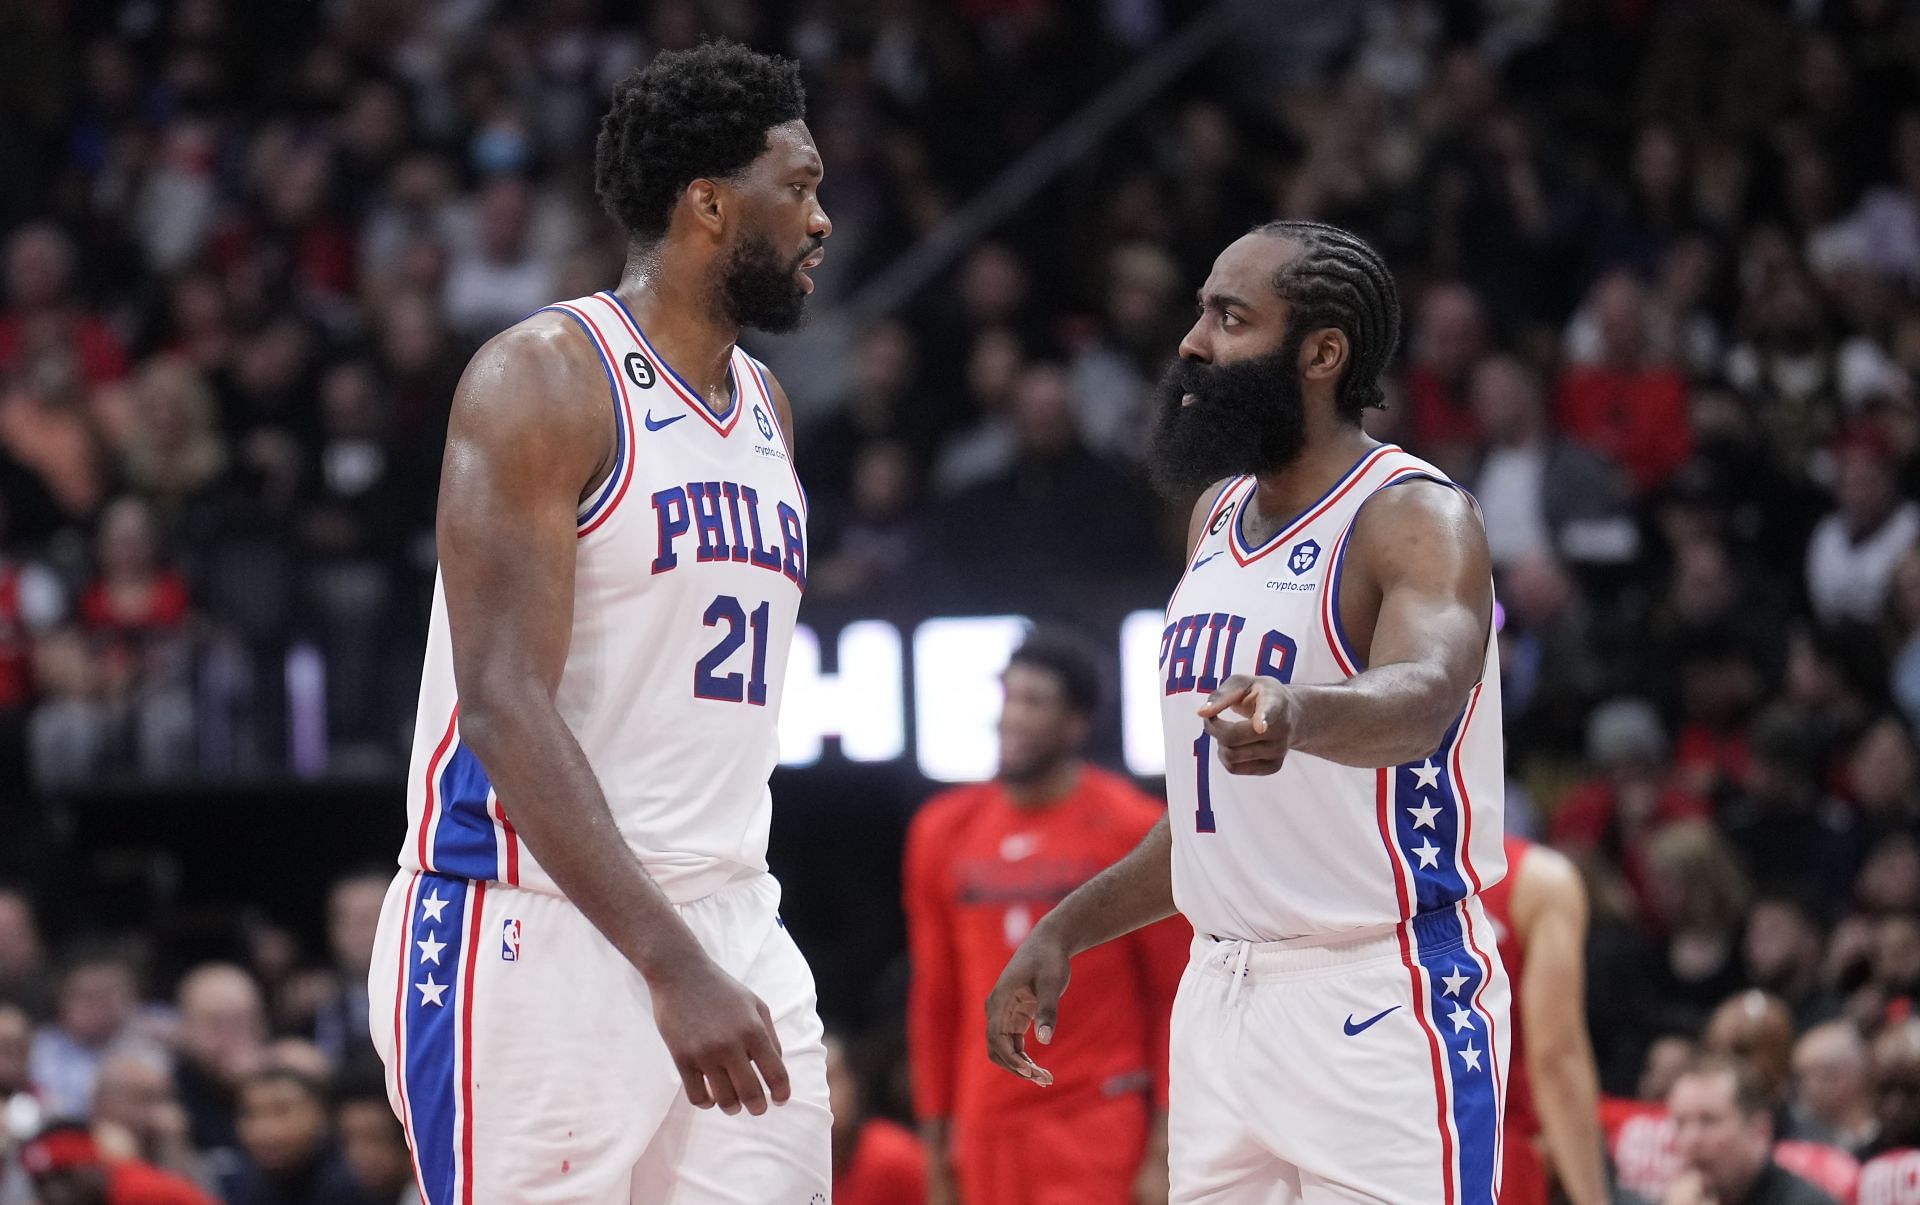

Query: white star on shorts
[1458,1042,1483,1072]
[1412,760,1441,790]
[420,891,450,923]
[417,934,446,965]
[415,974,448,1008]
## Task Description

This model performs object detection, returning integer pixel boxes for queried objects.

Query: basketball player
[986,221,1512,1203]
[1479,835,1609,1205]
[366,42,832,1204]
[905,632,1186,1204]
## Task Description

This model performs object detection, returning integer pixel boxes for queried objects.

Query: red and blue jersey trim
[391,871,487,1204]
[1226,444,1399,567]
[414,706,518,887]
[602,291,742,437]
[544,298,638,538]
[1372,690,1505,1204]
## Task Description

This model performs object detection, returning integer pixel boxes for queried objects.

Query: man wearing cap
[18,1121,211,1205]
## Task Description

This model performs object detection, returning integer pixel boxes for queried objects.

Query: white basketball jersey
[399,291,807,903]
[1160,444,1506,941]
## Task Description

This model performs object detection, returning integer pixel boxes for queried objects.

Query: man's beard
[715,229,817,333]
[1146,331,1308,499]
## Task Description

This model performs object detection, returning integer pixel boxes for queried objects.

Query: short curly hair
[595,41,806,244]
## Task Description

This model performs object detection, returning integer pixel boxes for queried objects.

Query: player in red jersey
[906,631,1187,1205]
[1479,835,1610,1205]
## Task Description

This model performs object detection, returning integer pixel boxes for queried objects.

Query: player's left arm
[1513,846,1611,1205]
[1199,479,1491,772]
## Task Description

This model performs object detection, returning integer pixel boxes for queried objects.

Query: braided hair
[1254,221,1401,422]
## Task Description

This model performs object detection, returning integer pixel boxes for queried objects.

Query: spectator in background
[1069,242,1182,464]
[1556,270,1693,495]
[1857,1019,1920,1196]
[1721,711,1866,914]
[0,498,65,795]
[332,1071,416,1205]
[1551,699,1709,916]
[28,945,141,1118]
[17,1121,213,1205]
[79,497,194,780]
[805,321,922,504]
[0,889,47,1015]
[1401,281,1488,479]
[1725,267,1850,483]
[1705,992,1798,1113]
[936,361,1160,608]
[826,1033,924,1205]
[1806,428,1920,626]
[905,633,1183,1205]
[89,1047,202,1189]
[1743,897,1841,1032]
[1467,352,1638,572]
[1850,716,1920,839]
[1664,1056,1838,1205]
[173,963,267,1165]
[303,871,384,1069]
[0,224,127,391]
[223,1068,375,1205]
[115,359,227,525]
[1887,549,1920,730]
[809,440,924,607]
[440,175,554,342]
[0,1001,30,1101]
[1787,1022,1878,1156]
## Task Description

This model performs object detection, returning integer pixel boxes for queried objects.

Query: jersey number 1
[694,595,770,705]
[1192,629,1297,833]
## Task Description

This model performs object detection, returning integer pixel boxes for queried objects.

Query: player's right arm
[438,314,788,1118]
[981,487,1223,1087]
[984,816,1176,1085]
[1512,846,1609,1205]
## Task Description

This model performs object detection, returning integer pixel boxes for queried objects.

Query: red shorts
[1501,1127,1549,1205]
[952,1093,1148,1205]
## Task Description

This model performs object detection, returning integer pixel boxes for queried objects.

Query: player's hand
[984,928,1071,1087]
[648,958,790,1117]
[1661,1171,1718,1205]
[1198,674,1297,775]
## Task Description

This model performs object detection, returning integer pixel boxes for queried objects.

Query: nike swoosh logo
[643,410,685,431]
[1191,550,1223,571]
[1343,1006,1400,1036]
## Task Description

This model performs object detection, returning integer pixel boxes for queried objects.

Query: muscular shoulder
[451,311,610,448]
[1349,476,1484,555]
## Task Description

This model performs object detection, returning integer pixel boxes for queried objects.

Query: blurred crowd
[10,0,1920,1198]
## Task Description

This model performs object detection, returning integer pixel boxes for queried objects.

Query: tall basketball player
[367,42,832,1204]
[986,222,1512,1204]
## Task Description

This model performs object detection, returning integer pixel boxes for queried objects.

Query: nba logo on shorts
[1288,539,1321,576]
[501,918,521,962]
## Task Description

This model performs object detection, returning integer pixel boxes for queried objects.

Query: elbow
[454,684,543,760]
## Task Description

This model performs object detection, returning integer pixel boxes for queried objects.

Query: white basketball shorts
[367,869,831,1205]
[1168,898,1510,1204]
